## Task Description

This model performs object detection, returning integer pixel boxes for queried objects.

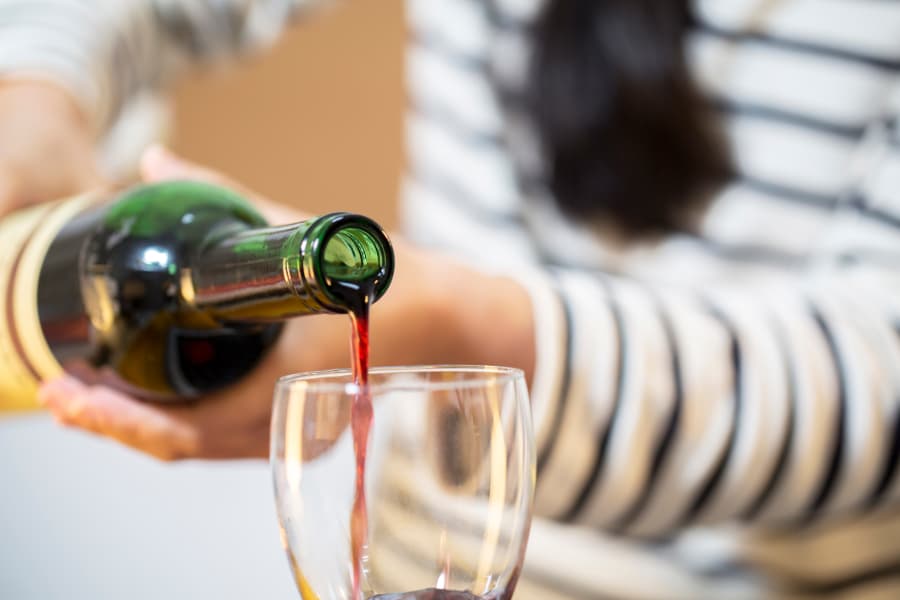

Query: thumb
[139,144,228,185]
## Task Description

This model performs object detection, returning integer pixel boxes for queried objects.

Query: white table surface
[0,414,297,599]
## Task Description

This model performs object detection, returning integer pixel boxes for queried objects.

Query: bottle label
[0,194,96,412]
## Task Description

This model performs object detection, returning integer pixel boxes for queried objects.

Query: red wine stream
[349,303,371,600]
[342,283,489,600]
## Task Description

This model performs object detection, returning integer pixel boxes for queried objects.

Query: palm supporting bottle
[0,180,393,408]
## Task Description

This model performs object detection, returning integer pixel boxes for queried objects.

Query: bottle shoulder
[101,180,268,240]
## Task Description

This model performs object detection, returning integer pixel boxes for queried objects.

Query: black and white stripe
[6,0,900,597]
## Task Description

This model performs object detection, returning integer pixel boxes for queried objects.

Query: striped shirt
[3,0,900,597]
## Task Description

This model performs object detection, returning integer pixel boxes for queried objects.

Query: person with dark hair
[3,0,900,597]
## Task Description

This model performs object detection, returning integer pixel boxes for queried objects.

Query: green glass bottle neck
[186,213,394,323]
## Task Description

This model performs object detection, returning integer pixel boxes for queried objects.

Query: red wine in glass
[369,590,488,599]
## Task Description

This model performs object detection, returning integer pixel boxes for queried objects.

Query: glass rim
[274,364,525,395]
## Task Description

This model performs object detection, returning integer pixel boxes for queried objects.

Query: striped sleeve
[524,257,900,538]
[0,0,316,132]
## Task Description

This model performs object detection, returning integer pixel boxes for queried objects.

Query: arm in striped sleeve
[524,249,900,538]
[0,0,323,134]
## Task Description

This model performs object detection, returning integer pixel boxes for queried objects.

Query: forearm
[0,0,154,132]
[0,0,315,134]
[372,241,536,380]
[0,79,101,210]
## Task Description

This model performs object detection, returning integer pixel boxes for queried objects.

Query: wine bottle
[0,180,394,409]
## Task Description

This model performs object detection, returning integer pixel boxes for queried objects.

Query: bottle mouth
[303,213,395,312]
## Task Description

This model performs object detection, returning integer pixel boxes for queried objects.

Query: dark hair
[530,0,731,237]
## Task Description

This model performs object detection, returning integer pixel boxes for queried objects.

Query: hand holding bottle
[38,147,537,462]
[35,147,380,459]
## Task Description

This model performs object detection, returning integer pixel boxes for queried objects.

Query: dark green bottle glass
[36,180,394,401]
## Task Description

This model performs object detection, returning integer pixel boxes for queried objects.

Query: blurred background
[0,2,404,598]
[174,0,403,229]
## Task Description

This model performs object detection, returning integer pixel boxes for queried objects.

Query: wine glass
[271,366,535,600]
